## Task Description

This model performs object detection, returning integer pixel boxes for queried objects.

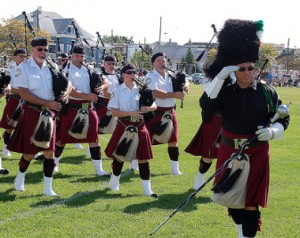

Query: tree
[131,49,152,70]
[0,18,50,65]
[184,48,194,74]
[257,44,278,69]
[102,35,134,44]
[276,48,300,71]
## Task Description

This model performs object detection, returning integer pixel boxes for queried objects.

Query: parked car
[191,73,205,84]
[185,74,193,82]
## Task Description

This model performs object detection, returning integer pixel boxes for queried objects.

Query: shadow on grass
[31,188,134,208]
[0,188,17,201]
[56,155,88,166]
[123,188,212,214]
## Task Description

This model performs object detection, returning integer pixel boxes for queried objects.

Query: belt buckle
[234,138,248,149]
[130,116,139,123]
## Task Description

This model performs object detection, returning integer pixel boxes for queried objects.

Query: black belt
[7,94,21,100]
[154,109,174,116]
[25,102,46,111]
[68,102,92,109]
[222,136,266,149]
[120,116,143,123]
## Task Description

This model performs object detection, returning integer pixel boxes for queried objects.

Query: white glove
[255,122,284,141]
[205,66,239,99]
[217,66,240,81]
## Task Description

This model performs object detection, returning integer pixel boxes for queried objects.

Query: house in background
[13,7,213,70]
[14,7,104,64]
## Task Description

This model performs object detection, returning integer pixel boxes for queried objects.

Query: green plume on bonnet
[255,20,264,32]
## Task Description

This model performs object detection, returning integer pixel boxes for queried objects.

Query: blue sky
[1,0,299,48]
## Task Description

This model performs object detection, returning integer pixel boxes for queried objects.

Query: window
[67,26,73,34]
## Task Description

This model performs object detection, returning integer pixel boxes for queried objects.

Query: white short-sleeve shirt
[108,83,140,112]
[14,57,54,100]
[144,69,175,107]
[65,63,91,100]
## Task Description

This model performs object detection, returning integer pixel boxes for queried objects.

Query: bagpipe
[150,103,290,236]
[96,31,107,65]
[45,58,70,115]
[130,75,155,121]
[133,77,155,108]
[30,57,70,148]
[196,24,218,62]
[0,70,11,94]
[163,65,186,108]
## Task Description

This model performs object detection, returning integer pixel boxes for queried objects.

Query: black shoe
[0,168,9,175]
[150,193,159,198]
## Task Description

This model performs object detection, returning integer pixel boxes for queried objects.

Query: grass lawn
[0,84,299,238]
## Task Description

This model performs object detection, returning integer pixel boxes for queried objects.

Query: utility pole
[286,38,290,73]
[158,16,162,51]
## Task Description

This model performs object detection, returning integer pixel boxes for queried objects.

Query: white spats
[235,224,244,238]
[92,159,110,176]
[74,143,83,149]
[14,171,26,191]
[129,159,139,171]
[193,171,206,190]
[109,174,120,191]
[142,180,157,198]
[43,176,58,197]
[2,144,11,158]
[170,160,182,175]
[54,157,60,172]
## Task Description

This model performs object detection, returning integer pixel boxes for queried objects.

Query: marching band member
[143,53,189,175]
[96,55,121,135]
[0,70,11,175]
[186,75,236,190]
[200,19,290,237]
[105,63,158,197]
[97,55,138,170]
[0,48,27,158]
[54,44,109,176]
[57,53,82,150]
[7,37,72,196]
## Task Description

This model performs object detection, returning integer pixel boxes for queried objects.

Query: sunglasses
[238,66,255,72]
[124,71,136,75]
[61,59,68,62]
[37,48,48,52]
[106,62,115,66]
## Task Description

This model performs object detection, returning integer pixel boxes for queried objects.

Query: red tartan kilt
[56,106,99,144]
[96,105,108,121]
[185,113,221,158]
[7,105,56,154]
[105,120,153,160]
[215,128,270,208]
[0,98,20,129]
[145,109,178,145]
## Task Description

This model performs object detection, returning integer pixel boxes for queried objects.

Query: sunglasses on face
[124,71,136,75]
[106,62,115,66]
[61,59,68,62]
[37,47,48,52]
[238,66,255,72]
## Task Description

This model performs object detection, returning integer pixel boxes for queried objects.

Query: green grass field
[0,84,299,238]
